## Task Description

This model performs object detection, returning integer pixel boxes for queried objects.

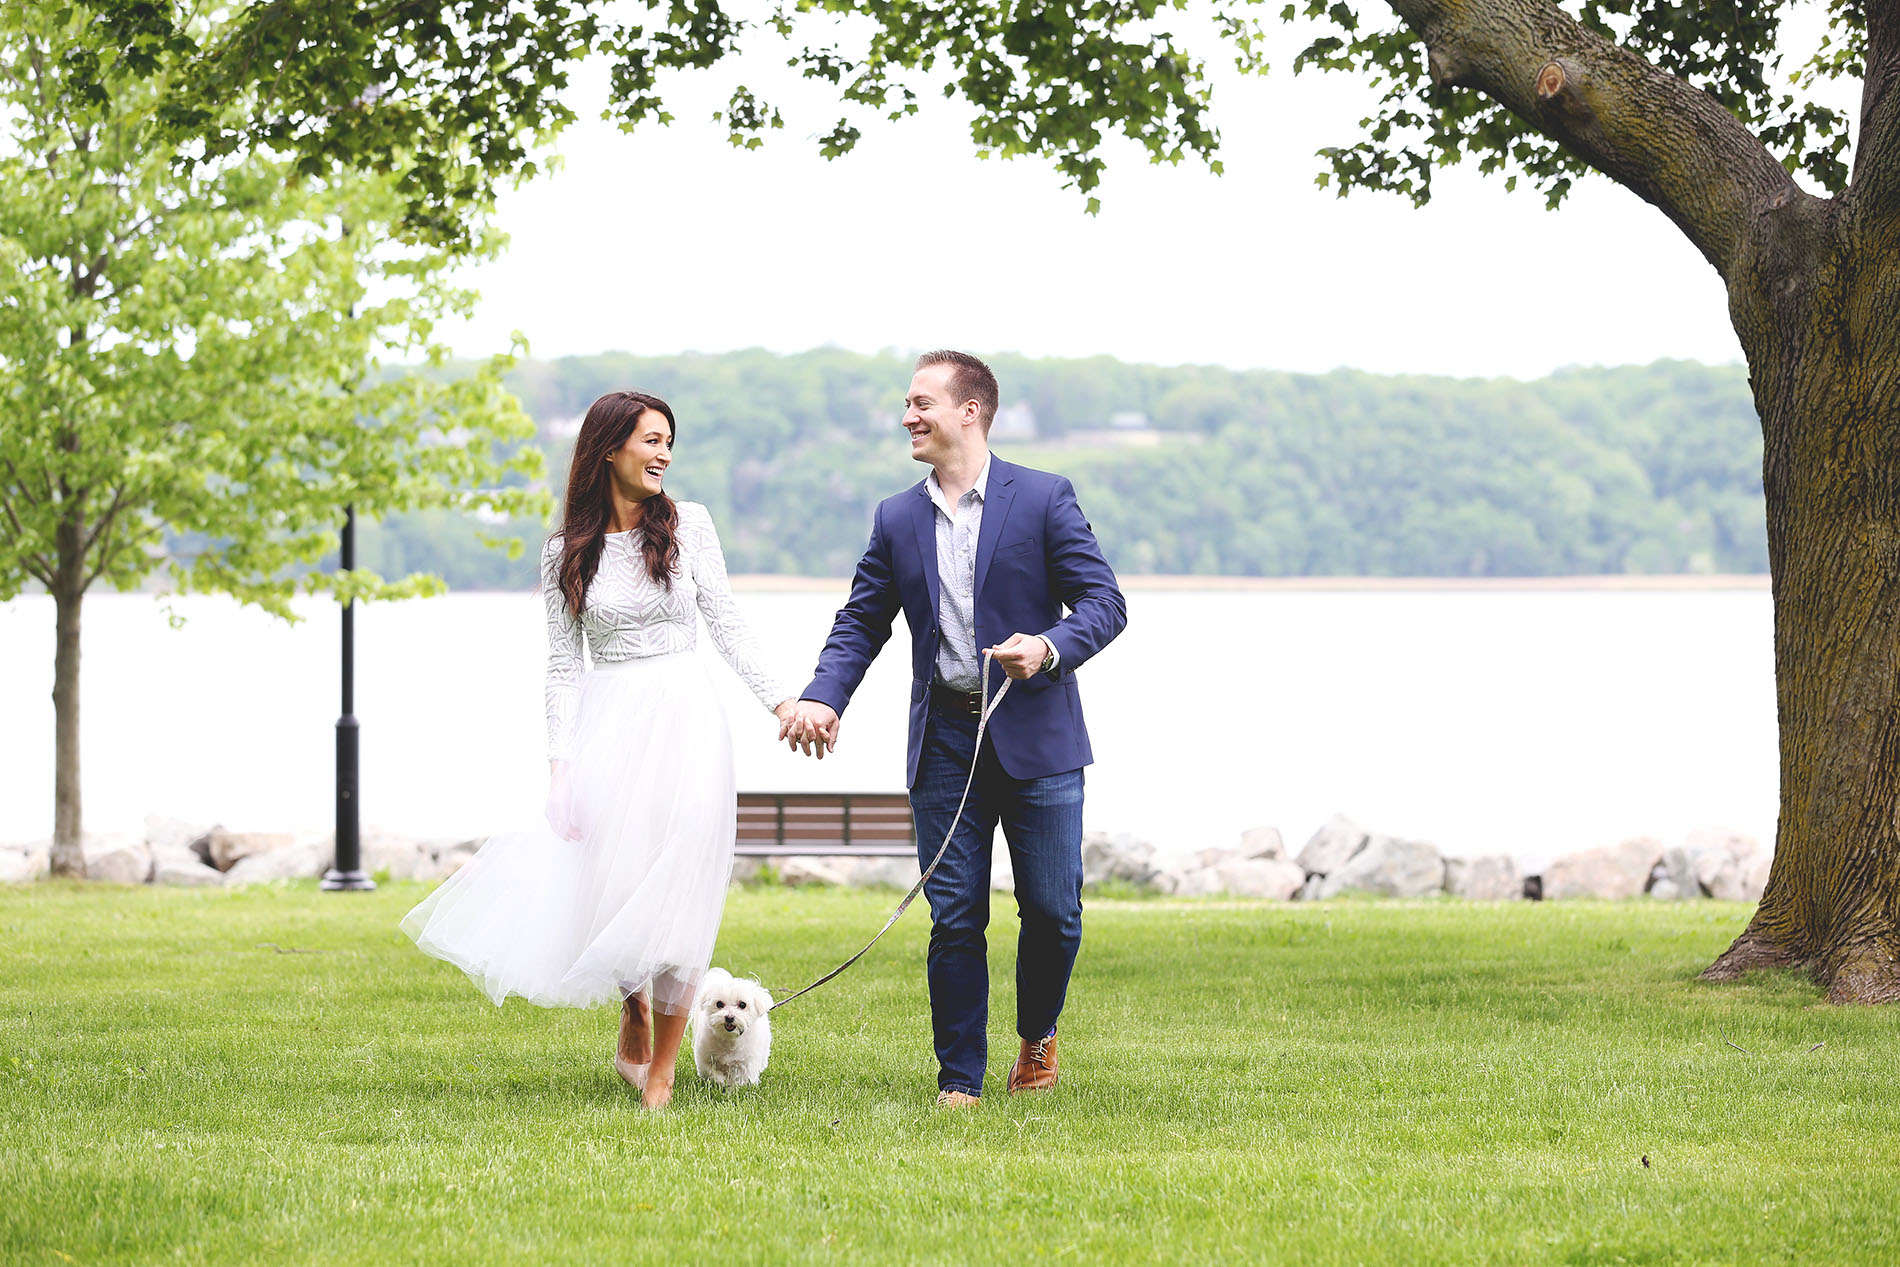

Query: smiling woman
[399,389,801,1110]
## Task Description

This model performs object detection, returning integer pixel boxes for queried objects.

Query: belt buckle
[960,689,981,714]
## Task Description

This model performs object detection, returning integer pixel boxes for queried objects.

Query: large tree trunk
[1704,196,1900,1003]
[49,493,86,878]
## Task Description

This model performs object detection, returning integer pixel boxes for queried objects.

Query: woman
[401,390,796,1109]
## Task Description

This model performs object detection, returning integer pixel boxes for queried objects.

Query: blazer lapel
[911,480,941,614]
[973,458,1017,597]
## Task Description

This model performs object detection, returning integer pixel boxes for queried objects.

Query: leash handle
[769,650,1010,1012]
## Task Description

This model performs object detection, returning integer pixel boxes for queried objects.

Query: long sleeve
[542,536,585,759]
[681,504,790,712]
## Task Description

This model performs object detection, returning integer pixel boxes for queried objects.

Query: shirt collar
[926,453,992,517]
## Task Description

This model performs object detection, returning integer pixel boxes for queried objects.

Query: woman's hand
[545,759,583,841]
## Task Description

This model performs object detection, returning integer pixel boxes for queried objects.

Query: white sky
[434,7,1851,380]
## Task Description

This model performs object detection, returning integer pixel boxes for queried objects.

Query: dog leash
[768,649,1011,1012]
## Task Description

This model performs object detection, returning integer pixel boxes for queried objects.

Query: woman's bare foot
[640,1070,675,1110]
[614,992,653,1089]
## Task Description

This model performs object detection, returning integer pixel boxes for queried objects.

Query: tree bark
[1382,0,1900,1001]
[50,506,86,878]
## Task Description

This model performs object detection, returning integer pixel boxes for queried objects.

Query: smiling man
[782,350,1127,1107]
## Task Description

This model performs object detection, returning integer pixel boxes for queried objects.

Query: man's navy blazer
[801,456,1127,787]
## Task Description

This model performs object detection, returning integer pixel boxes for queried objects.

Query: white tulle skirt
[400,650,736,1014]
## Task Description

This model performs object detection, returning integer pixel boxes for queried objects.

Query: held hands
[777,698,840,759]
[545,759,583,841]
[989,632,1052,681]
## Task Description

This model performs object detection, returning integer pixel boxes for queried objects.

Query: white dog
[690,967,773,1087]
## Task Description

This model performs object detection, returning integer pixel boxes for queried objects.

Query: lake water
[0,584,1778,869]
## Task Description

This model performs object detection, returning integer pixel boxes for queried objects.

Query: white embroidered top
[542,501,789,759]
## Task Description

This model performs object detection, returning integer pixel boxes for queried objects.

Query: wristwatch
[1037,638,1056,674]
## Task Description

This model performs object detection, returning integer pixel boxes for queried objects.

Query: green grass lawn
[3,882,1895,1266]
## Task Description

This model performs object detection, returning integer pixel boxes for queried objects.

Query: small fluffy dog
[690,967,773,1087]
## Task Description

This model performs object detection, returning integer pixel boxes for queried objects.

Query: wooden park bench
[736,791,916,858]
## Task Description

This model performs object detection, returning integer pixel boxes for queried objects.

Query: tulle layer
[400,650,736,1013]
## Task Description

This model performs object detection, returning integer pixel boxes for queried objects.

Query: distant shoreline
[726,573,1773,594]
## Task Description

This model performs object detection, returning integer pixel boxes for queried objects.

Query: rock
[1673,827,1770,902]
[1317,835,1445,899]
[730,856,764,885]
[1170,866,1225,898]
[1523,874,1544,901]
[1298,813,1369,876]
[1443,854,1522,901]
[991,849,1016,894]
[144,815,217,863]
[1081,832,1158,887]
[1647,877,1683,901]
[1742,850,1773,904]
[1214,856,1306,900]
[0,844,50,884]
[150,845,225,888]
[433,838,483,879]
[778,856,850,887]
[223,836,334,886]
[361,830,435,881]
[1239,826,1286,862]
[1299,873,1327,901]
[82,834,152,885]
[840,856,923,889]
[208,829,297,872]
[1542,837,1663,900]
[1193,847,1237,870]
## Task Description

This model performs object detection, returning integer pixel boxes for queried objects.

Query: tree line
[357,350,1766,586]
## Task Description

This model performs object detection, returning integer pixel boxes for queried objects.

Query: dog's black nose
[723,1018,737,1031]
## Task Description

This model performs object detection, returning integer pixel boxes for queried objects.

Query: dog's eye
[713,1000,724,1008]
[736,1001,747,1009]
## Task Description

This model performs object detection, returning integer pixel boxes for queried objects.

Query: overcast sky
[432,9,1849,381]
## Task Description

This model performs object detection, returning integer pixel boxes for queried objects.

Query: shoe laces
[1026,1037,1052,1067]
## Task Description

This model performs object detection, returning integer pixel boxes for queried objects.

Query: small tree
[77,0,1899,1001]
[0,6,546,875]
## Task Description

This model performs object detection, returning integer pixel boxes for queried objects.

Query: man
[782,350,1126,1108]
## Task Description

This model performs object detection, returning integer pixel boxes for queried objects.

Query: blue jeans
[909,705,1085,1097]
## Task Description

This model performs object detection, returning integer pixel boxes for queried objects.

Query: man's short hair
[916,350,999,431]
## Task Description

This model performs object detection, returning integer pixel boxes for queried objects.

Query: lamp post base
[320,868,377,891]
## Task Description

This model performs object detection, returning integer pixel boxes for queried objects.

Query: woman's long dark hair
[556,391,680,617]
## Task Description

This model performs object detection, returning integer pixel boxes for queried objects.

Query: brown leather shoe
[1007,1029,1058,1093]
[935,1089,980,1109]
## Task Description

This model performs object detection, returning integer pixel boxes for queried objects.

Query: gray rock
[1647,877,1684,901]
[208,829,297,872]
[1542,837,1663,900]
[0,845,50,884]
[1081,831,1159,887]
[1214,856,1306,900]
[144,815,217,863]
[82,834,152,885]
[1298,813,1369,876]
[778,856,850,887]
[1239,825,1286,862]
[840,856,923,889]
[150,845,225,888]
[223,836,334,885]
[1298,873,1327,901]
[730,856,764,885]
[1443,854,1522,901]
[361,830,435,881]
[1678,827,1770,902]
[1170,866,1225,898]
[1317,835,1445,899]
[990,849,1016,894]
[1742,850,1773,904]
[433,838,483,879]
[1193,846,1237,870]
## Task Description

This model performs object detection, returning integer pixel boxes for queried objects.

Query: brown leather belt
[929,683,984,715]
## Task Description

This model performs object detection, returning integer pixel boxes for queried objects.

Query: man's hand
[989,632,1051,681]
[779,699,841,758]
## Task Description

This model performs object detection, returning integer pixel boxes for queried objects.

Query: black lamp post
[322,504,374,891]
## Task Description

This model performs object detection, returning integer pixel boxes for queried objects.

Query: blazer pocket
[994,538,1037,559]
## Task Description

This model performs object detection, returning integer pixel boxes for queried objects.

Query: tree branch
[80,485,129,556]
[1388,0,1800,279]
[1853,2,1900,213]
